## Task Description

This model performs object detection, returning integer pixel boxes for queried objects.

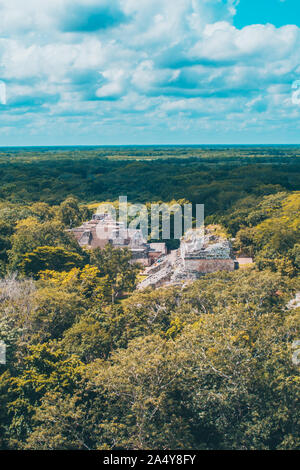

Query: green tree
[21,246,84,278]
[8,217,82,271]
[90,245,140,303]
[58,197,92,229]
[5,343,84,448]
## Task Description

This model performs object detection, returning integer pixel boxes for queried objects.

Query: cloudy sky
[0,0,300,145]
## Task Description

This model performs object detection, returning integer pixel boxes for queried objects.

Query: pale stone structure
[138,227,237,290]
[70,213,167,266]
[71,218,238,288]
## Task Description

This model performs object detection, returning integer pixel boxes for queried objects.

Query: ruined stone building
[71,216,241,289]
[137,227,237,290]
[70,213,167,266]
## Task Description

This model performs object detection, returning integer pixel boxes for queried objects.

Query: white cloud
[0,38,106,81]
[0,81,6,104]
[96,69,126,98]
[0,0,299,142]
[190,22,299,62]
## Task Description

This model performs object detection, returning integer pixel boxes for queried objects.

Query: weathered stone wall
[184,258,235,273]
[88,229,108,249]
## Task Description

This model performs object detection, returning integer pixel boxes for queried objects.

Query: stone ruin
[137,226,237,290]
[71,216,238,289]
[70,213,167,266]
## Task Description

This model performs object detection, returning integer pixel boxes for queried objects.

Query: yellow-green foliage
[232,192,300,276]
[206,224,229,240]
[0,176,300,450]
[39,265,111,303]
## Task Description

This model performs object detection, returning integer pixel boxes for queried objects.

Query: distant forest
[0,146,299,215]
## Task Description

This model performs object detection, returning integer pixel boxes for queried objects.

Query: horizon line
[0,143,300,148]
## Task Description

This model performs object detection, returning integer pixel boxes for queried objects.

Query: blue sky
[235,0,300,29]
[0,0,300,145]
